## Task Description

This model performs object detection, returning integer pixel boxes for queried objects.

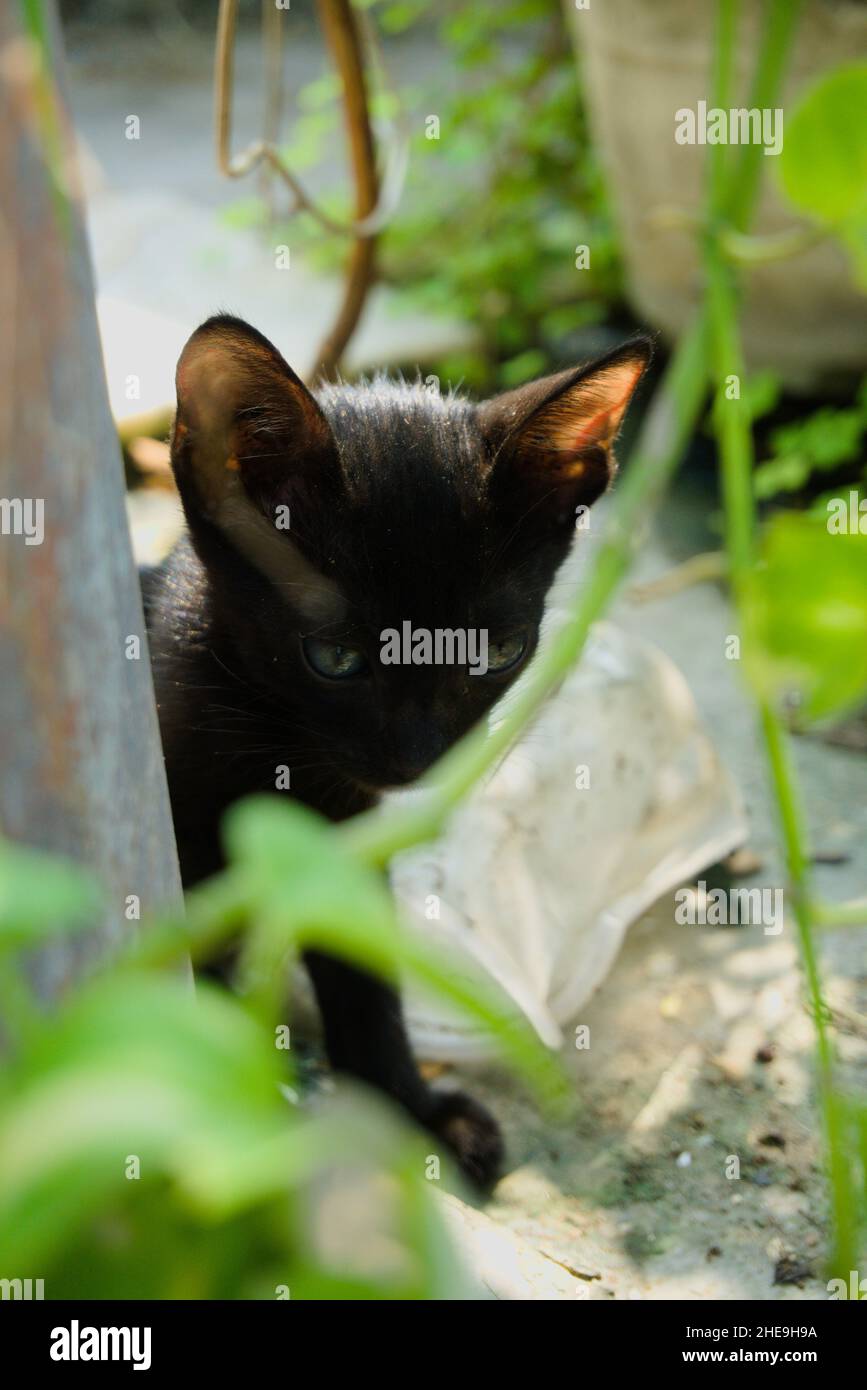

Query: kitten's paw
[425,1090,504,1192]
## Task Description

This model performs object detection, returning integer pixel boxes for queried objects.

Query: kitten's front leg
[304,949,503,1191]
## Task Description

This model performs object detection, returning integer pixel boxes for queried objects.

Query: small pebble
[759,1132,786,1149]
[659,992,681,1018]
[724,847,764,877]
[774,1254,812,1286]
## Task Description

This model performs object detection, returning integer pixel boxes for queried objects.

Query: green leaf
[219,196,268,232]
[742,368,782,423]
[0,972,467,1296]
[221,796,399,981]
[840,223,867,292]
[744,511,867,721]
[0,975,290,1268]
[779,64,867,225]
[778,64,867,284]
[209,797,570,1110]
[754,392,867,499]
[753,452,811,500]
[771,408,865,471]
[0,839,99,946]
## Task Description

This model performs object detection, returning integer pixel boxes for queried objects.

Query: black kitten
[142,315,650,1189]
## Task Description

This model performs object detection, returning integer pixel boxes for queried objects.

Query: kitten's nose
[390,709,450,783]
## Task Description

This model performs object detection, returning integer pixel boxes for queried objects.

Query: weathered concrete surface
[440,1192,588,1299]
[0,6,182,992]
[455,484,867,1300]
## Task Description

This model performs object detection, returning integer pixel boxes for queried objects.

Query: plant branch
[815,899,867,929]
[719,223,829,264]
[704,0,854,1278]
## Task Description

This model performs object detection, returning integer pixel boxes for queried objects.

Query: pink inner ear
[555,358,646,454]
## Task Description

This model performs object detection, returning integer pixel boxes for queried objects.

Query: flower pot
[566,0,867,390]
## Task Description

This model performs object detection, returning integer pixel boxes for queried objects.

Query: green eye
[486,633,528,673]
[302,637,368,680]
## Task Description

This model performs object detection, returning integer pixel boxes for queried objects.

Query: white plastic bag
[389,620,746,1061]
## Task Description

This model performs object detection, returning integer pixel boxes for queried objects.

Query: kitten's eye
[486,632,528,673]
[302,637,368,680]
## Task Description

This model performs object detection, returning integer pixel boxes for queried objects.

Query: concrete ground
[66,18,867,1301]
[451,479,867,1300]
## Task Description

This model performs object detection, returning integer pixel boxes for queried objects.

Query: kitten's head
[170,315,650,790]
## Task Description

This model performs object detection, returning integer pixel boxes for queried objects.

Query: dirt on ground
[441,483,867,1301]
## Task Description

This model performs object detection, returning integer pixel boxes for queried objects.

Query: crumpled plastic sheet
[389,620,747,1062]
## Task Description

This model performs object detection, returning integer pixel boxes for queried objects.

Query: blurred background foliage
[371,0,624,391]
[220,0,625,393]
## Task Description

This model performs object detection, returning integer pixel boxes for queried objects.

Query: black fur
[142,315,650,1189]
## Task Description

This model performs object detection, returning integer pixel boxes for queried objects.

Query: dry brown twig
[216,0,407,241]
[627,551,727,604]
[120,0,409,455]
[215,0,409,378]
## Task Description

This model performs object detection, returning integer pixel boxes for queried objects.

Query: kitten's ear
[171,314,340,525]
[478,338,652,530]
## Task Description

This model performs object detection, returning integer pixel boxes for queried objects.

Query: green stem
[815,899,867,930]
[759,705,820,1021]
[723,0,806,231]
[760,704,853,1272]
[704,0,853,1278]
[706,248,755,592]
[719,223,829,265]
[707,0,740,220]
[0,958,43,1054]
